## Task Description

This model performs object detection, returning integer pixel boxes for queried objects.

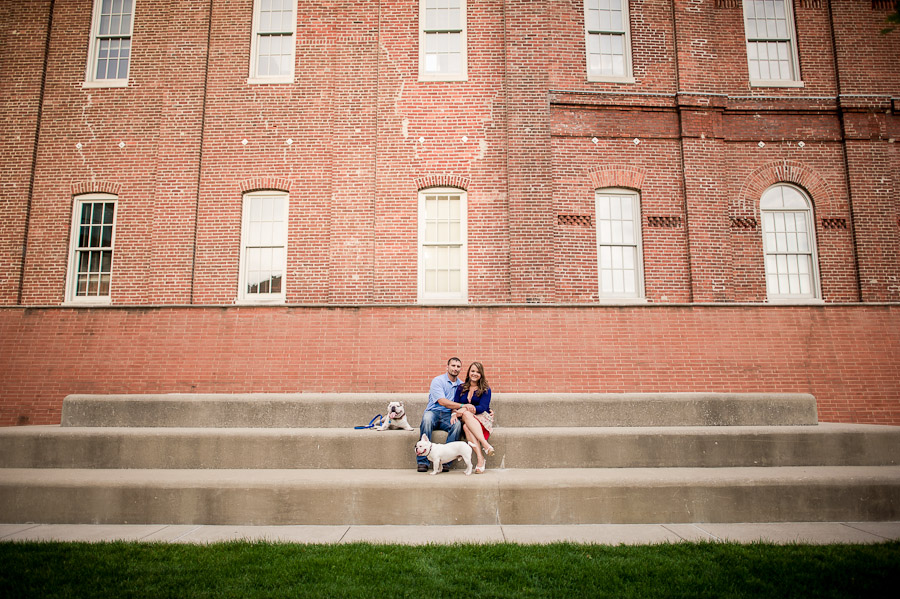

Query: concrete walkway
[2,522,899,545]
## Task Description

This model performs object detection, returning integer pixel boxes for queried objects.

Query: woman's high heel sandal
[483,445,495,457]
[474,464,485,474]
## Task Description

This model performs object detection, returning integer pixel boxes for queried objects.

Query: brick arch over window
[737,161,836,216]
[239,178,293,194]
[588,166,646,191]
[71,181,121,196]
[416,175,470,191]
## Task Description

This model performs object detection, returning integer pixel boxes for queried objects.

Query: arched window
[418,187,467,303]
[760,184,819,300]
[66,193,117,303]
[595,188,644,299]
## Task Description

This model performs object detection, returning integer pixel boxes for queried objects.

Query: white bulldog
[415,433,474,475]
[377,401,415,431]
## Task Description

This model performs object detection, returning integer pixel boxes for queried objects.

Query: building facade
[1,0,898,426]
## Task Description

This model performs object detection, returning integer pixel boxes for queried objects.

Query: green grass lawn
[2,541,898,598]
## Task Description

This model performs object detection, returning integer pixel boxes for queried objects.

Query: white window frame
[741,0,803,88]
[417,188,468,304]
[595,188,645,301]
[419,0,468,82]
[760,184,822,303]
[584,0,635,83]
[248,0,298,84]
[238,191,289,304]
[84,0,136,88]
[65,194,118,305]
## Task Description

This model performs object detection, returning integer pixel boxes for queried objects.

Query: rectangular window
[84,0,135,87]
[596,190,644,299]
[742,0,802,86]
[584,0,633,82]
[418,189,467,303]
[420,0,467,81]
[239,192,288,302]
[67,195,117,303]
[249,0,297,83]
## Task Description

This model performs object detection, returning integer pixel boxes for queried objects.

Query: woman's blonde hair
[462,362,490,396]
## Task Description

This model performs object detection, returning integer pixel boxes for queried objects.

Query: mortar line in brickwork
[549,89,677,98]
[190,0,216,304]
[726,95,837,101]
[837,94,899,99]
[19,0,56,305]
[826,0,863,302]
[669,0,694,303]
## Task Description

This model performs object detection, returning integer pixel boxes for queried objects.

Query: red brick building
[1,0,898,426]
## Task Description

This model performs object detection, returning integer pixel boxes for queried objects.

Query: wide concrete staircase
[1,393,899,525]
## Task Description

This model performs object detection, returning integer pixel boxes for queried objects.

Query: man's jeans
[417,409,463,467]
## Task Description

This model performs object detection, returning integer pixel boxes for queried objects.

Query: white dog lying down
[415,433,475,475]
[377,401,415,431]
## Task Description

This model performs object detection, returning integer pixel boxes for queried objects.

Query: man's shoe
[440,464,452,472]
[417,464,428,472]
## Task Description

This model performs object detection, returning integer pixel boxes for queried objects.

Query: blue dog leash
[354,414,383,429]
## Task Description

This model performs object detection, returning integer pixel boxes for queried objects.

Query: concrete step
[1,423,898,469]
[1,466,898,525]
[60,392,819,428]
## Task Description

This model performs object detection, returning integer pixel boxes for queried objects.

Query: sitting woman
[452,361,495,474]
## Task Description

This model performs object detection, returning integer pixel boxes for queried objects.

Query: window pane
[599,10,610,30]
[610,9,622,31]
[611,221,623,244]
[597,197,610,219]
[586,8,600,31]
[599,221,611,243]
[599,246,611,269]
[610,197,621,219]
[611,246,623,269]
[424,270,438,293]
[600,270,613,293]
[624,268,636,294]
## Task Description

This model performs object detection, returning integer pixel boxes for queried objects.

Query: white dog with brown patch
[415,434,475,475]
[377,401,415,431]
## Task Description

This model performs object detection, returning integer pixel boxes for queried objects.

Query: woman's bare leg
[459,418,484,468]
[460,412,492,466]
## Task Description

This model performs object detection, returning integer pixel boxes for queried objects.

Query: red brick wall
[0,0,53,305]
[2,2,899,426]
[6,1,899,307]
[1,305,898,426]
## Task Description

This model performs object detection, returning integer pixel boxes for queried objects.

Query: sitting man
[417,357,465,472]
